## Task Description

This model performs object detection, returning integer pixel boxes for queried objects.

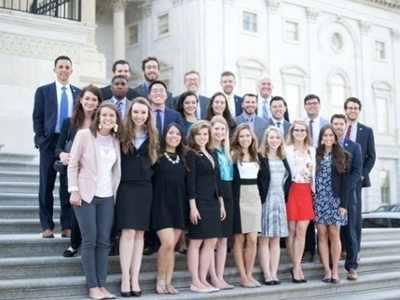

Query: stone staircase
[0,148,400,299]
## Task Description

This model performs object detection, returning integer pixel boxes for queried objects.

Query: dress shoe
[63,247,77,257]
[331,278,340,284]
[42,229,54,238]
[61,229,71,238]
[264,280,274,285]
[290,267,302,283]
[273,280,281,285]
[301,251,314,262]
[120,291,131,297]
[143,247,154,256]
[88,293,106,300]
[322,277,331,283]
[190,284,212,293]
[301,278,307,283]
[131,290,141,297]
[340,251,347,260]
[347,268,358,281]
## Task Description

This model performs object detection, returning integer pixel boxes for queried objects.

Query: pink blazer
[68,128,121,204]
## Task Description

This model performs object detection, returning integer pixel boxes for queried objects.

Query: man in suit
[256,75,289,122]
[331,114,363,280]
[234,93,269,144]
[100,60,136,101]
[344,97,376,257]
[132,56,174,109]
[104,75,130,121]
[173,70,209,118]
[302,94,330,262]
[32,55,81,238]
[268,96,291,138]
[220,71,242,117]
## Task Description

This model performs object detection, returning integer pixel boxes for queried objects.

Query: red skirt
[286,182,314,221]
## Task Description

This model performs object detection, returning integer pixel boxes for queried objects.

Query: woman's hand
[59,152,70,166]
[70,191,82,206]
[190,207,201,225]
[338,207,346,218]
[220,205,226,221]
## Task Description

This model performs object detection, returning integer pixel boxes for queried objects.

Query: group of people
[32,55,375,299]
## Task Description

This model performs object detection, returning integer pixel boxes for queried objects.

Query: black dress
[151,155,187,231]
[186,150,222,239]
[116,139,154,231]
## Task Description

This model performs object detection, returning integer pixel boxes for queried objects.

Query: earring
[266,144,269,148]
[321,141,324,145]
[98,124,102,130]
[113,124,118,133]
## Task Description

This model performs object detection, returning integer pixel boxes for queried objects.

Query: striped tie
[345,124,352,139]
[262,100,269,121]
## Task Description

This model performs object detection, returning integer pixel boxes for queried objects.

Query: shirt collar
[112,97,127,104]
[243,112,255,120]
[151,104,165,112]
[55,80,69,90]
[305,115,320,122]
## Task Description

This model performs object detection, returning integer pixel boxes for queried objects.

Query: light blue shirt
[134,132,148,149]
[215,148,233,181]
[243,112,256,131]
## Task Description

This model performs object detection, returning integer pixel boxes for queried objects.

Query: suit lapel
[93,134,101,170]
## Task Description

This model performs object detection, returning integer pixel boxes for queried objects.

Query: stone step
[0,193,60,206]
[0,161,39,172]
[0,182,59,194]
[0,205,60,219]
[0,152,37,162]
[304,287,400,300]
[361,228,400,242]
[0,219,60,234]
[0,171,39,183]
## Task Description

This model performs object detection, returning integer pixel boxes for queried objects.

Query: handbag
[53,126,73,173]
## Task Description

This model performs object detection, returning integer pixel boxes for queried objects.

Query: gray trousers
[74,196,114,289]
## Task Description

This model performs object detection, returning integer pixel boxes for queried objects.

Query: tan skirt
[238,184,261,234]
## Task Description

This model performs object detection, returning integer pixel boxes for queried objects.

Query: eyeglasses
[150,89,166,94]
[305,102,319,106]
[293,129,307,132]
[185,78,199,83]
[145,65,158,70]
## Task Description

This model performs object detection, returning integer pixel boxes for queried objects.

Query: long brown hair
[121,97,158,165]
[230,123,260,166]
[89,102,124,140]
[186,120,213,153]
[204,92,235,127]
[316,124,348,173]
[71,85,103,129]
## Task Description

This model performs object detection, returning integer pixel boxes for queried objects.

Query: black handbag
[53,126,73,173]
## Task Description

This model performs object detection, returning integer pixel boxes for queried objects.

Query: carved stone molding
[171,0,183,5]
[306,7,320,23]
[391,28,400,42]
[358,20,372,35]
[350,0,400,11]
[108,0,132,11]
[137,0,152,18]
[265,0,281,12]
[0,34,81,61]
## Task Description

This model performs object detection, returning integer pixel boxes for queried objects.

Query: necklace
[164,152,180,164]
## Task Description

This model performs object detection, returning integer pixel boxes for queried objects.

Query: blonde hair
[186,120,213,152]
[286,120,313,147]
[259,126,286,159]
[210,116,231,159]
[230,123,259,166]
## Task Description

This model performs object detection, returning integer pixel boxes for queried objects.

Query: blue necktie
[59,86,68,130]
[262,100,269,121]
[156,109,163,137]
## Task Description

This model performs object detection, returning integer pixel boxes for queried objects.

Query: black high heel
[291,267,302,283]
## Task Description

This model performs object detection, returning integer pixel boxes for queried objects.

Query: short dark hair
[111,75,128,84]
[112,60,130,72]
[241,93,257,102]
[304,94,320,105]
[270,96,287,107]
[148,80,167,92]
[330,114,347,124]
[344,97,362,110]
[220,71,235,79]
[54,55,72,67]
[142,56,159,71]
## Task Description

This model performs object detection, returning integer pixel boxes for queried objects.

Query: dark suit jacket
[132,83,174,109]
[173,94,210,119]
[33,82,81,150]
[120,139,154,182]
[100,85,136,101]
[233,95,243,117]
[55,118,78,159]
[328,157,350,209]
[343,138,363,204]
[234,114,269,144]
[163,107,185,132]
[258,156,292,203]
[355,123,376,187]
[255,95,290,122]
[268,119,291,138]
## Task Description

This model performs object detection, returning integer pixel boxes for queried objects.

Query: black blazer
[329,156,350,209]
[173,94,210,119]
[355,123,376,187]
[55,118,78,159]
[120,139,154,182]
[233,95,243,117]
[258,156,292,203]
[100,85,136,101]
[132,83,174,109]
[186,150,223,201]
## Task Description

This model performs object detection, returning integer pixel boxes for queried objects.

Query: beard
[144,72,158,83]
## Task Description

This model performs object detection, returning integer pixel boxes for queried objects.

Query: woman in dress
[258,127,291,285]
[68,102,123,300]
[231,123,261,288]
[285,120,316,283]
[186,120,225,293]
[152,123,188,294]
[175,91,198,136]
[57,85,103,257]
[314,124,349,284]
[208,116,234,290]
[116,97,158,297]
[204,92,236,136]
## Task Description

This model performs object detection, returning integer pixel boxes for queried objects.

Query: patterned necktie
[262,100,269,121]
[309,120,314,142]
[156,109,163,136]
[59,86,68,130]
[116,101,123,120]
[345,124,352,139]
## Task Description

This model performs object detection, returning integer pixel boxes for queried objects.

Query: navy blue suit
[132,83,175,109]
[341,138,363,271]
[32,82,80,232]
[162,107,184,135]
[100,85,136,101]
[233,94,243,117]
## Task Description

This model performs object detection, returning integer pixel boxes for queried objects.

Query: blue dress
[314,152,348,226]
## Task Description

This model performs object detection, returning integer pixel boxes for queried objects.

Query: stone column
[81,0,96,44]
[108,0,132,61]
[305,7,320,94]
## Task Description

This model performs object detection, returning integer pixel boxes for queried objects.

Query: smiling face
[182,95,197,116]
[165,125,182,151]
[321,128,336,149]
[211,121,227,143]
[99,107,117,133]
[130,103,149,126]
[238,128,252,149]
[270,99,286,120]
[111,77,128,100]
[331,117,346,138]
[345,101,361,122]
[149,83,167,107]
[266,129,282,151]
[258,76,274,99]
[242,95,257,116]
[304,98,321,119]
[143,60,159,82]
[54,59,73,85]
[184,73,200,94]
[113,63,131,79]
[194,127,209,148]
[220,75,236,95]
[80,91,99,114]
[292,124,308,143]
[212,95,226,116]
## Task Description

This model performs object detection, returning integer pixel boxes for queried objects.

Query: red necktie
[345,124,352,139]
